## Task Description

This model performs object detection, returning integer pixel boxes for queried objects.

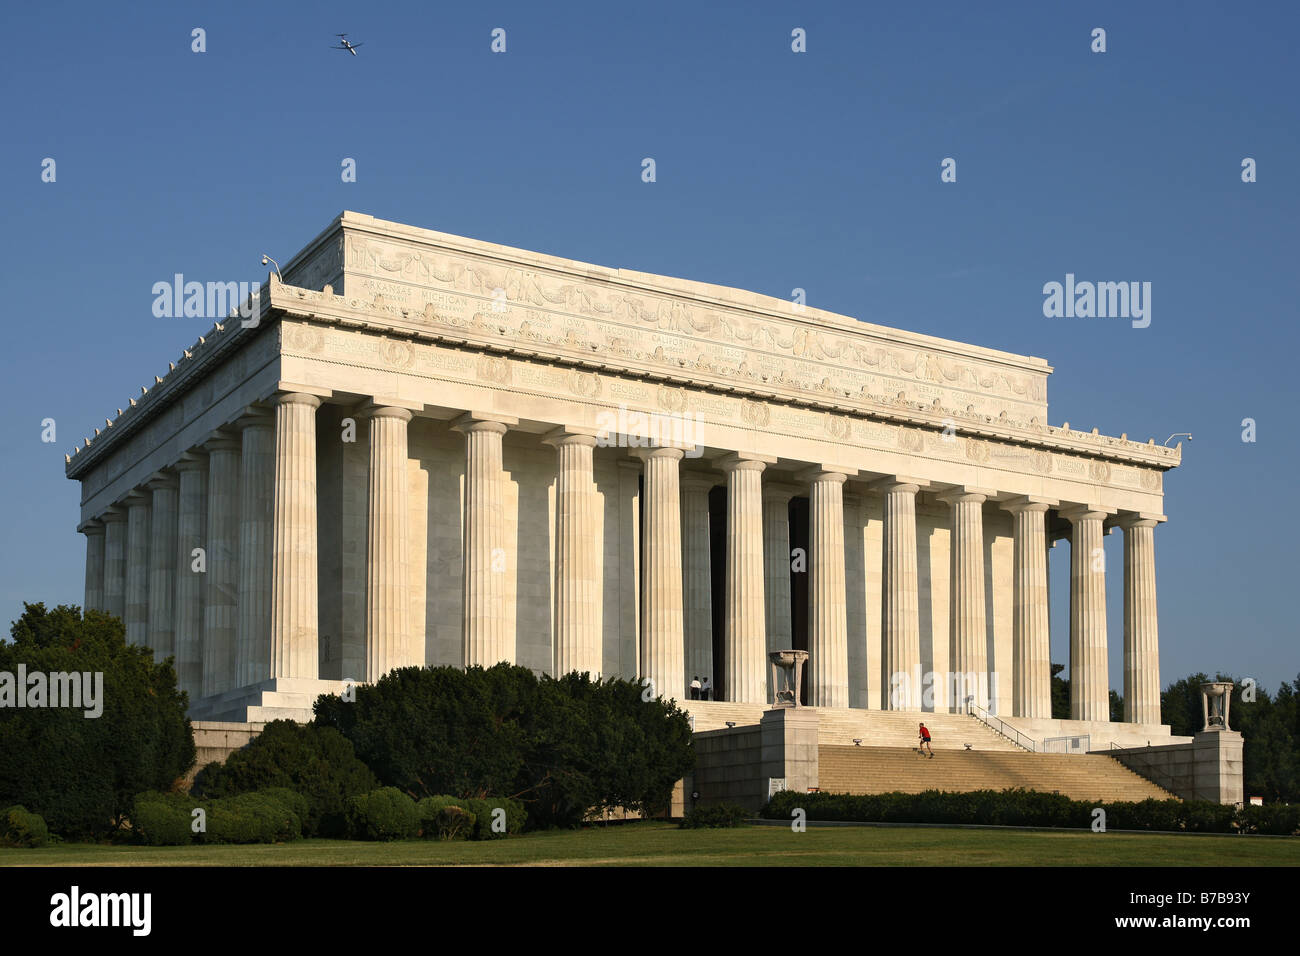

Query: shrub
[462,797,526,839]
[680,803,750,828]
[1,805,49,848]
[198,791,304,844]
[1181,801,1237,833]
[314,664,694,830]
[130,792,193,846]
[192,721,376,837]
[347,787,420,841]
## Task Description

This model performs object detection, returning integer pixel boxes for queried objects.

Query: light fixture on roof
[261,254,283,282]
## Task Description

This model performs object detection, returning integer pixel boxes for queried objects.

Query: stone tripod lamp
[1200,681,1234,731]
[769,649,808,707]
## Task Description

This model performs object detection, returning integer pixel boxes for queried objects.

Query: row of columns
[79,397,1162,725]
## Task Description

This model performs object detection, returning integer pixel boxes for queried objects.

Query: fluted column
[720,455,768,704]
[636,446,685,702]
[174,452,208,700]
[939,488,990,712]
[454,415,509,669]
[680,474,714,693]
[236,408,275,687]
[367,406,414,681]
[271,393,321,680]
[1063,506,1111,721]
[763,483,797,692]
[1002,498,1052,718]
[804,467,849,708]
[1120,514,1162,725]
[102,508,127,620]
[548,430,601,678]
[80,520,105,612]
[203,434,241,696]
[124,490,151,647]
[880,479,925,710]
[146,474,179,661]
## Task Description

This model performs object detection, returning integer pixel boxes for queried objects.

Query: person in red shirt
[918,722,934,758]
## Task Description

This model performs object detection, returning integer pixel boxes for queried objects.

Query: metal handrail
[967,702,1038,752]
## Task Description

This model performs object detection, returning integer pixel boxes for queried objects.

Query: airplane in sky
[332,34,364,56]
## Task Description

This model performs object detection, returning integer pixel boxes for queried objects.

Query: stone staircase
[817,745,1178,802]
[187,677,350,723]
[683,702,1025,752]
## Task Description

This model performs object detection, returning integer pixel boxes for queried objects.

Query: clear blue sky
[2,1,1295,696]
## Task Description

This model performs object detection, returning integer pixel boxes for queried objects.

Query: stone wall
[186,720,265,785]
[1107,731,1244,804]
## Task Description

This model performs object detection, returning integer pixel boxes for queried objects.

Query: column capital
[680,472,722,492]
[123,489,151,508]
[204,428,242,453]
[763,481,802,504]
[870,476,929,494]
[936,485,997,506]
[99,506,127,525]
[451,411,512,434]
[273,391,323,410]
[714,451,777,473]
[273,381,333,400]
[78,518,105,535]
[630,446,685,463]
[174,450,209,472]
[358,402,416,423]
[1000,495,1057,515]
[542,426,598,448]
[233,405,274,429]
[144,471,179,492]
[796,465,851,485]
[1059,504,1116,524]
[1111,511,1166,531]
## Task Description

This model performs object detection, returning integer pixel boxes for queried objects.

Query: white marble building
[67,212,1178,736]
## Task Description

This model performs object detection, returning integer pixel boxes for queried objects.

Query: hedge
[415,796,526,840]
[760,789,1298,835]
[680,803,750,829]
[131,788,307,845]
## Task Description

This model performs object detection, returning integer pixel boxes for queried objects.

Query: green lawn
[2,822,1297,866]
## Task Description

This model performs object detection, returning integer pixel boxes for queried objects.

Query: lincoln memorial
[65,212,1182,748]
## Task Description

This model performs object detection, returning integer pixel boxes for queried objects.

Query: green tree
[0,603,194,838]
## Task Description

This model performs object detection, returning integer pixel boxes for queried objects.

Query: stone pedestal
[1192,730,1244,805]
[760,706,819,799]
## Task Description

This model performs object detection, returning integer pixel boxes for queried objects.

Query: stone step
[815,745,1177,802]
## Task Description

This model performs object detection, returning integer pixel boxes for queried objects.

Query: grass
[2,821,1298,866]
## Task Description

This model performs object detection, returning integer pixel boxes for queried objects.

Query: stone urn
[1200,681,1234,731]
[769,649,809,707]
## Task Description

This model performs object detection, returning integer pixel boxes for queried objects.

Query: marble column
[80,520,105,613]
[124,490,151,647]
[145,473,179,661]
[762,483,797,701]
[1002,498,1052,719]
[1120,514,1162,725]
[636,446,685,702]
[804,468,849,708]
[939,488,990,713]
[548,430,601,678]
[271,393,321,680]
[102,507,127,620]
[721,455,768,704]
[174,451,208,701]
[1063,506,1111,721]
[680,474,714,694]
[203,433,241,697]
[367,406,414,681]
[454,415,509,669]
[236,408,275,687]
[880,479,924,710]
